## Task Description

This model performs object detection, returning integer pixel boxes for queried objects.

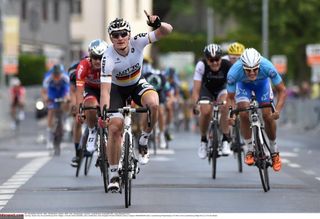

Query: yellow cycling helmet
[227,42,245,55]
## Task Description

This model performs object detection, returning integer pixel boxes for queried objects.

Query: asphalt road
[0,111,320,216]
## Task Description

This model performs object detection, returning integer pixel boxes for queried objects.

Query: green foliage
[155,32,224,60]
[208,0,320,83]
[18,54,46,86]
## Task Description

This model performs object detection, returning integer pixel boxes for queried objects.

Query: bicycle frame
[103,105,150,208]
[230,94,275,192]
[198,100,225,179]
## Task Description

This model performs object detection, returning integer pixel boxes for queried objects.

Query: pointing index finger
[144,10,150,18]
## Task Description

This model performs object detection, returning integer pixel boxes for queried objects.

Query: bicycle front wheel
[209,123,219,179]
[123,133,132,208]
[234,118,243,173]
[76,128,88,177]
[253,126,270,192]
[99,127,109,193]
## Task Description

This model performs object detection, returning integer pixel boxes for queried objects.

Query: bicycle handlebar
[198,100,226,106]
[229,101,275,117]
[102,105,151,128]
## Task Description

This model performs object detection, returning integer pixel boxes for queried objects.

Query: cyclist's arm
[100,81,111,111]
[154,22,173,40]
[273,81,287,113]
[192,80,201,105]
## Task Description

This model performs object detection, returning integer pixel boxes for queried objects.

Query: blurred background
[0,0,319,130]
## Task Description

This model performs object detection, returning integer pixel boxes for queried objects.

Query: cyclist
[68,60,84,167]
[76,39,108,155]
[164,67,180,140]
[41,64,70,149]
[100,12,173,192]
[9,77,26,130]
[222,42,245,65]
[143,67,169,149]
[192,43,232,159]
[226,48,287,172]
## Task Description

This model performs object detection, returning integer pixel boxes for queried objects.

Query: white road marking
[151,156,172,162]
[288,163,301,168]
[0,156,51,210]
[16,151,50,159]
[0,195,13,200]
[148,149,175,155]
[315,177,320,181]
[280,151,298,157]
[302,170,316,175]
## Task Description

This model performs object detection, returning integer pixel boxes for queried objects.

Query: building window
[71,41,84,62]
[70,0,82,15]
[53,0,59,21]
[42,0,48,21]
[21,0,27,20]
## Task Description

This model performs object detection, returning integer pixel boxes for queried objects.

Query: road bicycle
[76,105,109,193]
[229,93,275,192]
[198,99,226,179]
[229,112,244,173]
[51,98,69,156]
[103,103,151,208]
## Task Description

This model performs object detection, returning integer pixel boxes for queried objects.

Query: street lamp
[262,0,269,58]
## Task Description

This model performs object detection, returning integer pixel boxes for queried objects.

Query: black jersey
[202,59,232,92]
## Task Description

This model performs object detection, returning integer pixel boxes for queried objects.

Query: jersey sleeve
[193,61,205,81]
[76,60,88,87]
[262,58,283,86]
[226,64,239,93]
[100,54,114,83]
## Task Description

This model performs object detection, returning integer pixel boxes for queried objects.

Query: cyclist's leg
[235,82,253,164]
[107,117,123,191]
[255,80,281,171]
[46,106,55,149]
[83,87,99,153]
[107,84,126,191]
[217,90,231,155]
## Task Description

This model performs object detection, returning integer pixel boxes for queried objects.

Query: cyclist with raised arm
[227,48,287,172]
[100,12,173,192]
[75,39,108,155]
[222,42,245,65]
[41,64,70,149]
[192,44,233,159]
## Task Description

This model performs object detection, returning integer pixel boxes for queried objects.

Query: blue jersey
[227,57,282,93]
[43,69,70,100]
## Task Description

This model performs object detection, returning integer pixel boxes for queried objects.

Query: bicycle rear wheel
[53,117,63,156]
[209,123,219,179]
[123,133,131,208]
[84,154,93,176]
[76,128,88,177]
[234,118,243,173]
[99,127,109,193]
[253,127,270,192]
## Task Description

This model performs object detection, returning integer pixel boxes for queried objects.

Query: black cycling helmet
[203,44,223,58]
[53,64,64,75]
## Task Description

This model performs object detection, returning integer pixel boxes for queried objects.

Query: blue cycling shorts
[235,78,274,104]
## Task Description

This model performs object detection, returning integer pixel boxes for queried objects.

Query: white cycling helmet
[203,44,223,58]
[107,18,131,34]
[88,39,108,56]
[240,48,261,68]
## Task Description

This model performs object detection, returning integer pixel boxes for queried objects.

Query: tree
[208,0,320,83]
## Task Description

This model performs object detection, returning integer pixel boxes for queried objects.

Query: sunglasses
[207,56,221,63]
[111,31,129,39]
[243,66,259,72]
[91,55,103,60]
